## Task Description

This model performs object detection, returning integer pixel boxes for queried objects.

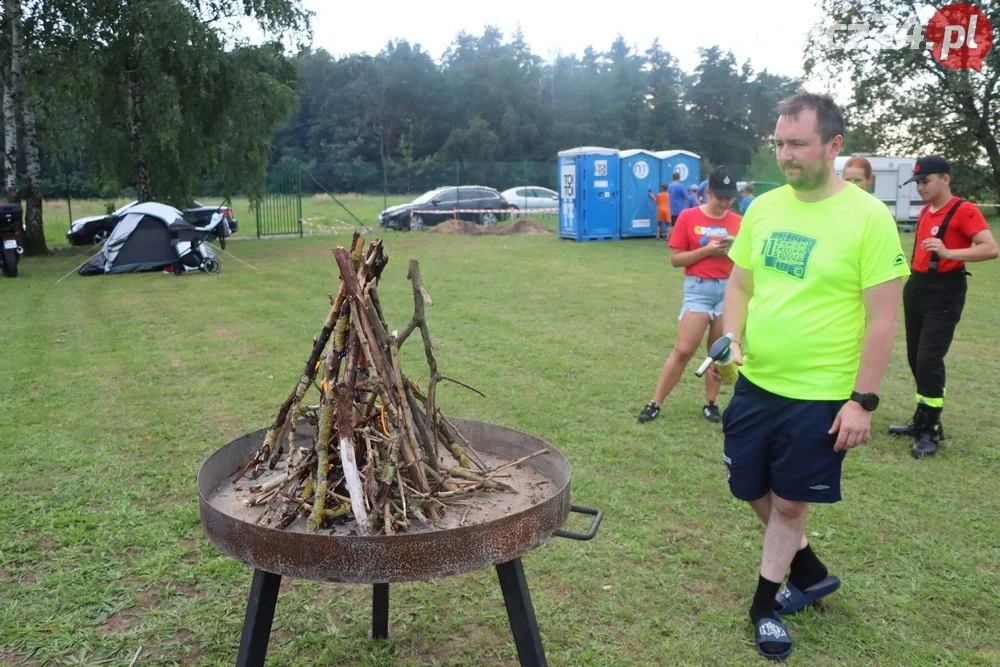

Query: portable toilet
[655,150,701,191]
[557,147,620,241]
[618,149,660,238]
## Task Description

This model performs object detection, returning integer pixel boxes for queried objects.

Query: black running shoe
[703,401,722,423]
[638,402,660,423]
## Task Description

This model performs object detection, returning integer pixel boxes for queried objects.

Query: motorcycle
[0,203,24,278]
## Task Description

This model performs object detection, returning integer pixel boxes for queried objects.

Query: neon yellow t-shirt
[728,184,910,400]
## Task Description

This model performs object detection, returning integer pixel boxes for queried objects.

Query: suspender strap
[913,198,964,273]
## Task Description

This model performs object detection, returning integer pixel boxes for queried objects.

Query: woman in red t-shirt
[638,166,742,424]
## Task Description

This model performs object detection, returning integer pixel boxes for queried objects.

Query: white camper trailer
[834,155,924,230]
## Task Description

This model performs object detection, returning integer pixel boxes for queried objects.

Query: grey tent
[79,203,206,275]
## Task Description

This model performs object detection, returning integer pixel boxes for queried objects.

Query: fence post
[64,170,73,227]
[523,160,529,219]
[382,157,388,214]
[297,165,303,238]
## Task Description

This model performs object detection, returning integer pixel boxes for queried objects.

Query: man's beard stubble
[783,162,830,192]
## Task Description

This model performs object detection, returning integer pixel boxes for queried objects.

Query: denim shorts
[679,275,728,321]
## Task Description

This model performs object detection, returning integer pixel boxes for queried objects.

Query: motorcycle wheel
[1,247,17,277]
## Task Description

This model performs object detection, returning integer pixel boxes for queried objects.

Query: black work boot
[890,407,945,440]
[888,408,919,436]
[911,405,943,459]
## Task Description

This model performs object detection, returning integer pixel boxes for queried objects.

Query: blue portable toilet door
[581,155,619,238]
[658,150,701,192]
[558,157,579,238]
[619,150,658,237]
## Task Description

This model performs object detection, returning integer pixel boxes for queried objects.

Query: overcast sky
[298,0,825,80]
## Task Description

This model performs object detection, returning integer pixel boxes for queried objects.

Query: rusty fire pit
[198,418,601,667]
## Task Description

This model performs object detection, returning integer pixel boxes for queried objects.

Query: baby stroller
[172,211,230,275]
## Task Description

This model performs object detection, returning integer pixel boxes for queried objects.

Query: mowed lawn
[2,199,1000,665]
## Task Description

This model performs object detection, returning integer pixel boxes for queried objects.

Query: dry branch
[232,240,530,536]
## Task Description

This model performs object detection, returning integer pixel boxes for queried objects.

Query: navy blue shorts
[722,375,847,504]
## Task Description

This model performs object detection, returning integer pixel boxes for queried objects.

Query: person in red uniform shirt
[889,155,998,458]
[638,166,741,424]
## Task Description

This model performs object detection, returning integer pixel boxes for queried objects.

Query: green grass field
[3,197,1000,665]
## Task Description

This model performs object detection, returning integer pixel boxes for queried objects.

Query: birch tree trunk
[20,96,46,254]
[2,79,17,205]
[4,0,22,204]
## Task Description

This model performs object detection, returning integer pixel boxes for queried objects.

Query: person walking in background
[740,183,755,213]
[667,171,688,238]
[697,178,709,204]
[649,184,672,240]
[687,184,699,208]
[888,155,998,458]
[637,166,742,425]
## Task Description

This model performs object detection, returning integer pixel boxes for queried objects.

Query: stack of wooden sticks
[232,234,545,535]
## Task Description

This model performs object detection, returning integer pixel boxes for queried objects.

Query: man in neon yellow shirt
[720,92,909,660]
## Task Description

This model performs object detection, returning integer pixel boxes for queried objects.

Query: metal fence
[257,164,302,238]
[293,160,557,199]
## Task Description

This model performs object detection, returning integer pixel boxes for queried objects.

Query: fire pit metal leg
[236,568,282,667]
[371,583,390,639]
[496,558,548,667]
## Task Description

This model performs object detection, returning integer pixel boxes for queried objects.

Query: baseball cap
[689,185,698,192]
[903,155,951,184]
[708,166,738,199]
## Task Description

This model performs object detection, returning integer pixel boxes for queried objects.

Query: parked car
[500,186,559,214]
[378,186,510,231]
[66,200,238,245]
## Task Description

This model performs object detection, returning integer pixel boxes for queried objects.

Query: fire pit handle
[554,504,603,541]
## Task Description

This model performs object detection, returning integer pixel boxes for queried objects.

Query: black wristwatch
[850,391,880,412]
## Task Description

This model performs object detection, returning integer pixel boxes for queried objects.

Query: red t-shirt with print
[912,197,989,273]
[668,206,742,279]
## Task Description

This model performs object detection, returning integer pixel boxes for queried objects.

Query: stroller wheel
[203,258,221,274]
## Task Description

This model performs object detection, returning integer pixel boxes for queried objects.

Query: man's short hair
[743,183,754,194]
[672,172,681,181]
[778,91,845,143]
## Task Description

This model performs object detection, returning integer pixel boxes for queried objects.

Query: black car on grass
[66,200,238,245]
[378,186,509,231]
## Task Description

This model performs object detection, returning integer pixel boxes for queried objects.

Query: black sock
[788,544,828,592]
[750,575,786,655]
[750,574,782,623]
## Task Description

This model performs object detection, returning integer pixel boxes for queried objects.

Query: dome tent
[79,202,216,276]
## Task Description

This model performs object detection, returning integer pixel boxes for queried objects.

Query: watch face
[864,394,880,411]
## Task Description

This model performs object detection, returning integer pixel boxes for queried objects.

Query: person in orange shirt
[649,184,672,240]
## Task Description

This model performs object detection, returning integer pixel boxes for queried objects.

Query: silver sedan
[500,186,559,213]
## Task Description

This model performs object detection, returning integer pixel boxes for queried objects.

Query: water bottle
[695,333,739,383]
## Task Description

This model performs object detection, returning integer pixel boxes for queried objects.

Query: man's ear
[826,134,844,159]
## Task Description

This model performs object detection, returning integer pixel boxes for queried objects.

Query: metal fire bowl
[198,419,572,584]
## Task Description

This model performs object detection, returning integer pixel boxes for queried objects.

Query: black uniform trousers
[902,270,967,401]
